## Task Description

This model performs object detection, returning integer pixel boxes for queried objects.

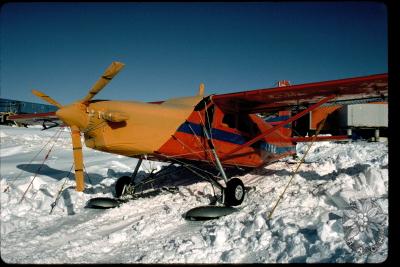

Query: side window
[237,114,255,133]
[220,113,259,136]
[222,113,236,128]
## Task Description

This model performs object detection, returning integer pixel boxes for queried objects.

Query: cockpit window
[222,113,236,128]
[222,113,259,135]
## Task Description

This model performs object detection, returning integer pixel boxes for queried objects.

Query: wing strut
[220,94,336,161]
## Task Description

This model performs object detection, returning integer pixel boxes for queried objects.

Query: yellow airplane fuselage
[78,95,203,156]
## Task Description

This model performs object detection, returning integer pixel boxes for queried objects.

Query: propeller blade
[81,61,125,103]
[32,89,62,108]
[71,126,85,192]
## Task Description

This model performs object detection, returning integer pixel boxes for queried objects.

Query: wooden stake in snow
[268,118,327,220]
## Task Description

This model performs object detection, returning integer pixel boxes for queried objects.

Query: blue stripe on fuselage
[177,122,247,145]
[176,122,295,153]
[264,116,291,128]
[264,115,290,122]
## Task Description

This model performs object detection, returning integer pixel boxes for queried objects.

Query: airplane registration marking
[264,143,277,153]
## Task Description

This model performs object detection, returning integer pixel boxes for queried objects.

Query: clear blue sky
[0,2,387,104]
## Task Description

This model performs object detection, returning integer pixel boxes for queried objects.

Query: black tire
[115,176,131,198]
[224,178,245,206]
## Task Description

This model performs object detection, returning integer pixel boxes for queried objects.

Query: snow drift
[0,125,388,263]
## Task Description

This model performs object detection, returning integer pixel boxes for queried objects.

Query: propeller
[81,61,125,103]
[71,126,84,191]
[31,61,125,192]
[32,90,62,108]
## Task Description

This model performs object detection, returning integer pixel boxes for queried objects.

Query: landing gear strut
[184,120,245,220]
[115,157,143,198]
[115,176,131,198]
[200,122,245,207]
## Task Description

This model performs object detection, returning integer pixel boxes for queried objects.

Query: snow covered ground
[0,125,388,263]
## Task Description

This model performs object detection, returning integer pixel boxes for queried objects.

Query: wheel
[115,176,131,198]
[223,178,245,206]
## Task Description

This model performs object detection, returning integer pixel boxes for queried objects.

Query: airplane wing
[7,112,64,129]
[211,73,388,114]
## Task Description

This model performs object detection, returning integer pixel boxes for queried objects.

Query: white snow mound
[0,126,388,263]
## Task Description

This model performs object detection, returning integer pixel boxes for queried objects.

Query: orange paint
[311,105,342,130]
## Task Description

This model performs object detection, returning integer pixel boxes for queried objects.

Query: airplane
[8,61,388,213]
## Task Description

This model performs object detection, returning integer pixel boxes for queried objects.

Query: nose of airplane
[56,103,89,130]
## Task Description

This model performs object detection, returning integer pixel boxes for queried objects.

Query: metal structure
[290,101,387,140]
[0,98,57,114]
[337,103,388,128]
[0,98,57,125]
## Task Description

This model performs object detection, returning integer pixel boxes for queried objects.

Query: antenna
[198,83,205,96]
